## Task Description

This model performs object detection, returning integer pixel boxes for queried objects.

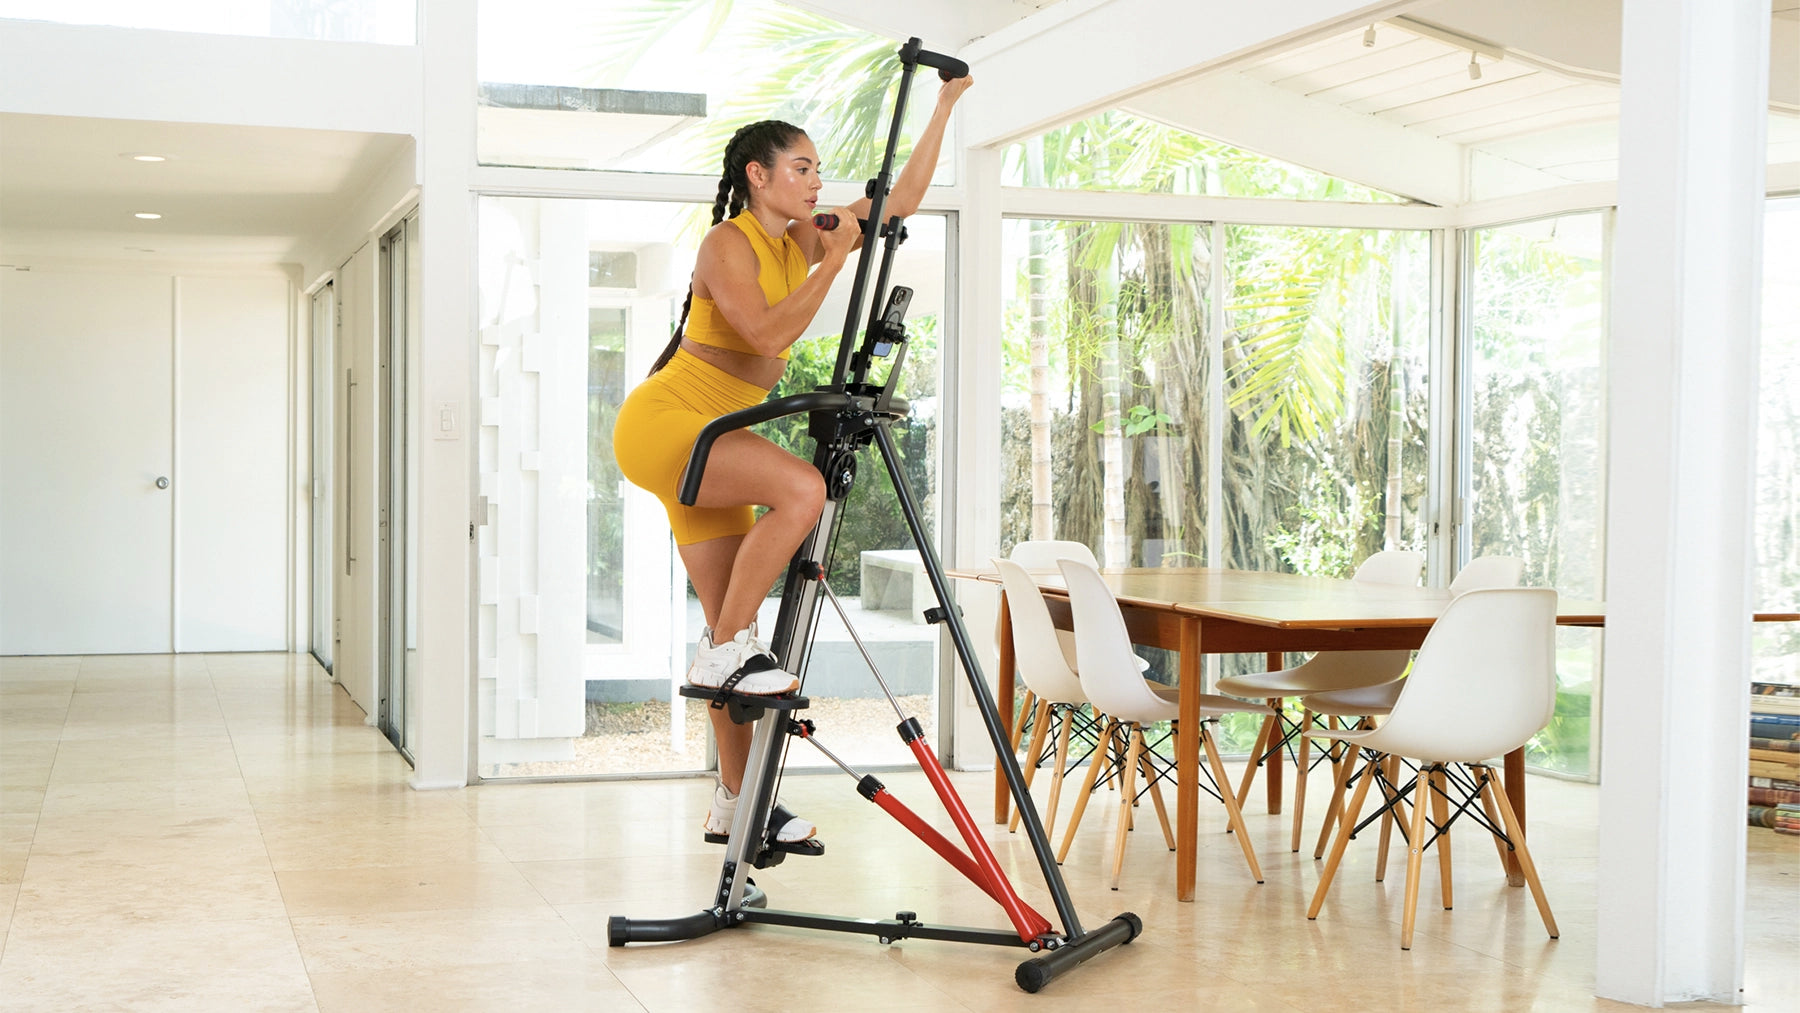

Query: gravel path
[485,694,938,778]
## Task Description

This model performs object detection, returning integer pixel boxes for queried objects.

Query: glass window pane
[1757,197,1800,685]
[1002,111,1409,202]
[1465,212,1607,777]
[476,0,951,184]
[476,196,946,778]
[0,0,416,44]
[1222,225,1432,576]
[997,218,1214,571]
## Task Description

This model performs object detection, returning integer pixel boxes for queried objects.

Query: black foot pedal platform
[678,684,808,725]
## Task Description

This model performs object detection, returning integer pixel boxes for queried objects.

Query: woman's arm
[697,214,859,358]
[877,75,974,220]
[792,75,974,264]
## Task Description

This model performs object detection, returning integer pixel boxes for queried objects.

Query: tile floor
[1,652,1795,1011]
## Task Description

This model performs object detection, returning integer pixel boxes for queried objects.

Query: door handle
[155,476,170,490]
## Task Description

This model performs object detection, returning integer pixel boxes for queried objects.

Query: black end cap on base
[1013,913,1141,993]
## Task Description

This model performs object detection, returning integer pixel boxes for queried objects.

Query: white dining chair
[995,540,1115,823]
[1305,587,1560,950]
[992,557,1105,839]
[1215,549,1424,852]
[1300,555,1527,862]
[1056,559,1272,888]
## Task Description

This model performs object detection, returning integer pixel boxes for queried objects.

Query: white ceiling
[0,0,1793,268]
[0,113,411,265]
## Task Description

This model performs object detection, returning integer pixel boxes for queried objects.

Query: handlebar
[678,392,853,506]
[902,37,969,81]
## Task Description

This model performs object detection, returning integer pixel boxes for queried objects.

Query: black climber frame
[605,38,1139,993]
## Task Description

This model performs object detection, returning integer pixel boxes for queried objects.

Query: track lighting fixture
[1468,52,1482,80]
[1363,24,1376,47]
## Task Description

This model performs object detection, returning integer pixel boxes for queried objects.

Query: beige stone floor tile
[0,813,33,885]
[288,906,591,974]
[12,851,284,925]
[0,914,315,1012]
[307,957,644,1012]
[258,816,507,871]
[46,734,242,785]
[276,861,548,917]
[0,881,16,941]
[0,739,57,791]
[37,775,254,819]
[0,785,44,816]
[26,810,266,864]
[0,656,79,683]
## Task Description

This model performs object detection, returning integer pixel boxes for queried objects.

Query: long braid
[648,120,807,376]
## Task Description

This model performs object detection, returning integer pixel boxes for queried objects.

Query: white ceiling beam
[1122,70,1465,206]
[956,0,1423,148]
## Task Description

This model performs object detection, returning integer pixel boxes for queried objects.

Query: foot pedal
[678,684,809,724]
[702,802,826,858]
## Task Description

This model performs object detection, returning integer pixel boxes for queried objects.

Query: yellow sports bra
[684,211,808,360]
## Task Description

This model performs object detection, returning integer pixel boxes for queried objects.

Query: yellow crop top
[683,211,809,360]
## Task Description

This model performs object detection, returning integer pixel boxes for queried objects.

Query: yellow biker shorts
[612,348,766,545]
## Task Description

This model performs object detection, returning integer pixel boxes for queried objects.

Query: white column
[1596,0,1768,1005]
[946,145,1006,769]
[411,0,477,789]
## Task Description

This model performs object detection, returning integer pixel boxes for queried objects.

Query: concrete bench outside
[859,548,933,623]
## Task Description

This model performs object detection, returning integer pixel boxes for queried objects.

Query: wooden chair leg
[1202,720,1264,883]
[1009,697,1054,833]
[1309,752,1381,919]
[1111,727,1145,890]
[1400,760,1433,950]
[1234,712,1276,808]
[1314,724,1355,860]
[1005,690,1037,816]
[1056,719,1115,864]
[1477,765,1559,940]
[1140,745,1175,850]
[1291,708,1314,853]
[1476,765,1514,876]
[1043,706,1075,841]
[1376,754,1401,882]
[1430,765,1454,911]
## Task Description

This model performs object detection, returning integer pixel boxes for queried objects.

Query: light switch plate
[434,401,459,440]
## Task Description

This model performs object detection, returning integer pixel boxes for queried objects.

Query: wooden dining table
[949,565,1609,903]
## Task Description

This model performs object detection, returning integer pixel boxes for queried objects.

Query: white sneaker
[686,623,796,696]
[703,782,817,844]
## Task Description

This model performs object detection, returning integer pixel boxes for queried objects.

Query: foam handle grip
[914,49,969,81]
[812,213,870,231]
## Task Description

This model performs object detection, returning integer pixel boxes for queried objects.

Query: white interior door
[0,271,174,654]
[336,243,378,716]
[312,280,336,671]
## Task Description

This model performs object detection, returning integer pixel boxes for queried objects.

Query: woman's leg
[678,534,753,793]
[685,429,825,640]
[676,429,824,793]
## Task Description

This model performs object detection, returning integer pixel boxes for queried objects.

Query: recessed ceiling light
[135,212,163,220]
[120,152,168,162]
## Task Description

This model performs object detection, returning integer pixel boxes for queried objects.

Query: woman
[613,76,974,845]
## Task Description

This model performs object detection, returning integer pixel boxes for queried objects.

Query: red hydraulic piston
[904,735,1053,942]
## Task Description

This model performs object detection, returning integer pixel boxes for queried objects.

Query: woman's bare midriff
[680,338,787,391]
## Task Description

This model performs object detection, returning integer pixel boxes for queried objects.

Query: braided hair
[648,119,810,375]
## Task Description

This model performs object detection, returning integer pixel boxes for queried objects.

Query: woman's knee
[776,466,826,522]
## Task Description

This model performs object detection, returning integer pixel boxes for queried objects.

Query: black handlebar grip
[811,213,871,232]
[916,50,969,81]
[676,392,860,505]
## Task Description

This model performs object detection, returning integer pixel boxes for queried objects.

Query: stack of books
[1748,682,1800,835]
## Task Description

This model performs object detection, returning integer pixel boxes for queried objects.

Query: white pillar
[411,0,477,789]
[1596,0,1768,1005]
[946,144,1005,769]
